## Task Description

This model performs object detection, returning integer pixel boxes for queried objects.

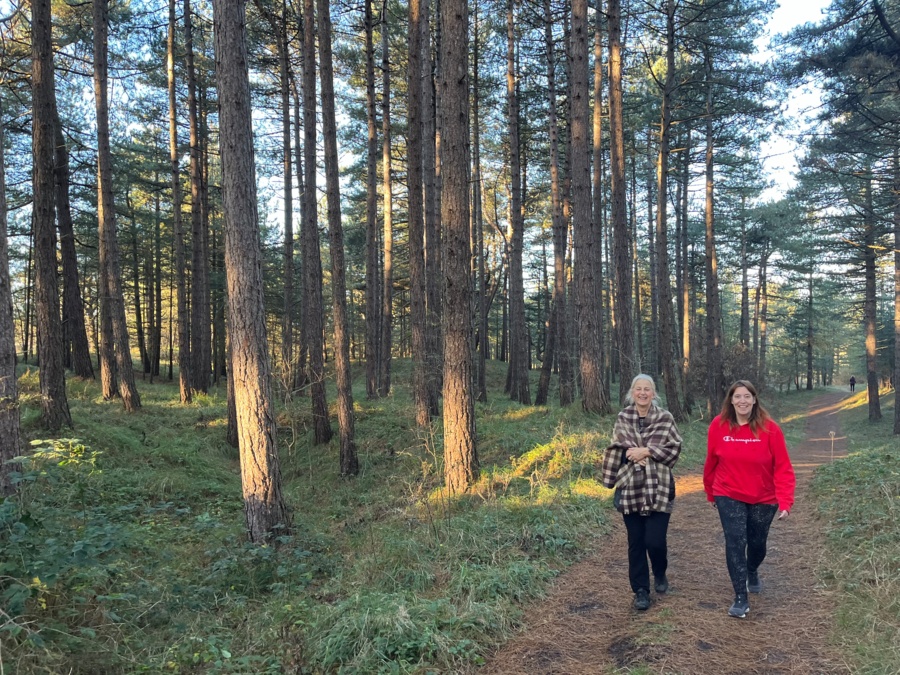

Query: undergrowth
[811,391,900,674]
[0,363,772,673]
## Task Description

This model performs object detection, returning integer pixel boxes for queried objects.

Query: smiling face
[631,379,655,411]
[731,386,756,422]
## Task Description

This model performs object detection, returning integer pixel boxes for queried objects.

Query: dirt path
[482,391,852,675]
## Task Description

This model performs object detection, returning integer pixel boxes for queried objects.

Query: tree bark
[863,173,882,421]
[472,2,488,403]
[318,0,358,475]
[608,0,633,406]
[302,0,332,443]
[409,0,434,425]
[0,106,22,495]
[703,45,724,414]
[573,0,608,413]
[423,0,443,409]
[364,0,380,399]
[591,11,605,406]
[95,0,141,412]
[186,0,210,394]
[378,0,393,398]
[655,0,684,421]
[169,0,192,403]
[506,0,531,405]
[213,0,291,542]
[440,0,478,494]
[32,0,72,430]
[53,103,94,379]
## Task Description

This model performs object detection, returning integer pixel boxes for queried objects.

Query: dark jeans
[714,496,778,596]
[622,511,671,593]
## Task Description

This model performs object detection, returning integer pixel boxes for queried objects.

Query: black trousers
[622,511,671,593]
[714,496,778,596]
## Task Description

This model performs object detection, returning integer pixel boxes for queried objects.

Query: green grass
[810,390,900,674]
[0,364,849,674]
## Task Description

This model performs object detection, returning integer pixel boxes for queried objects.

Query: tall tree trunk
[53,103,94,379]
[302,0,333,443]
[128,203,149,374]
[409,0,433,425]
[169,0,192,403]
[364,0,380,399]
[378,0,393,398]
[806,271,813,390]
[290,83,308,394]
[592,10,605,405]
[94,0,141,412]
[186,0,209,394]
[506,0,530,405]
[740,196,750,347]
[536,0,569,407]
[608,0,633,406]
[472,1,488,403]
[213,0,290,542]
[440,0,478,494]
[863,173,882,421]
[423,0,443,409]
[893,150,900,433]
[655,0,684,421]
[702,46,724,414]
[32,0,72,430]
[0,106,22,495]
[758,247,768,388]
[150,188,162,379]
[679,124,693,409]
[574,0,608,413]
[318,0,358,475]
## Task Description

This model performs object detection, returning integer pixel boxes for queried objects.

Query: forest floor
[481,390,853,675]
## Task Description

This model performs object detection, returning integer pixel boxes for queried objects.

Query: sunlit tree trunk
[573,0,608,413]
[364,0,380,399]
[863,172,882,421]
[213,0,290,542]
[655,0,684,420]
[592,11,606,405]
[441,0,478,494]
[409,0,433,424]
[703,45,724,414]
[0,106,22,495]
[302,0,333,443]
[379,0,393,398]
[32,0,72,430]
[893,150,900,433]
[318,0,358,475]
[53,101,94,380]
[169,0,191,403]
[186,0,210,393]
[506,0,530,404]
[472,1,488,403]
[95,0,141,412]
[608,0,633,406]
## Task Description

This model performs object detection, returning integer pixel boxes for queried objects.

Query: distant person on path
[849,375,856,392]
[601,374,682,611]
[703,380,795,619]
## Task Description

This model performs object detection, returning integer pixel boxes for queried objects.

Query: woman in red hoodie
[704,380,795,619]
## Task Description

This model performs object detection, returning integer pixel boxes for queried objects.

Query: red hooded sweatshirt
[704,415,795,512]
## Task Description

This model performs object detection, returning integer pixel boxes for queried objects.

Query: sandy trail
[482,391,852,674]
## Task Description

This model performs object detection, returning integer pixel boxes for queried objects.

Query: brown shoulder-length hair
[719,380,772,436]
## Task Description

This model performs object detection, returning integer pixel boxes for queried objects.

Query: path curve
[482,391,852,675]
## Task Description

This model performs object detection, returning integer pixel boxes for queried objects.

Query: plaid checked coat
[600,404,682,515]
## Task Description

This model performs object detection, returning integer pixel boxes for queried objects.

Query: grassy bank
[2,362,716,674]
[810,391,900,673]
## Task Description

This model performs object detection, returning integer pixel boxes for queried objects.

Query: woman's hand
[626,447,651,465]
[777,509,790,520]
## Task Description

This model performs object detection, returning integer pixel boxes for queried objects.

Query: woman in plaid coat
[601,374,683,611]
